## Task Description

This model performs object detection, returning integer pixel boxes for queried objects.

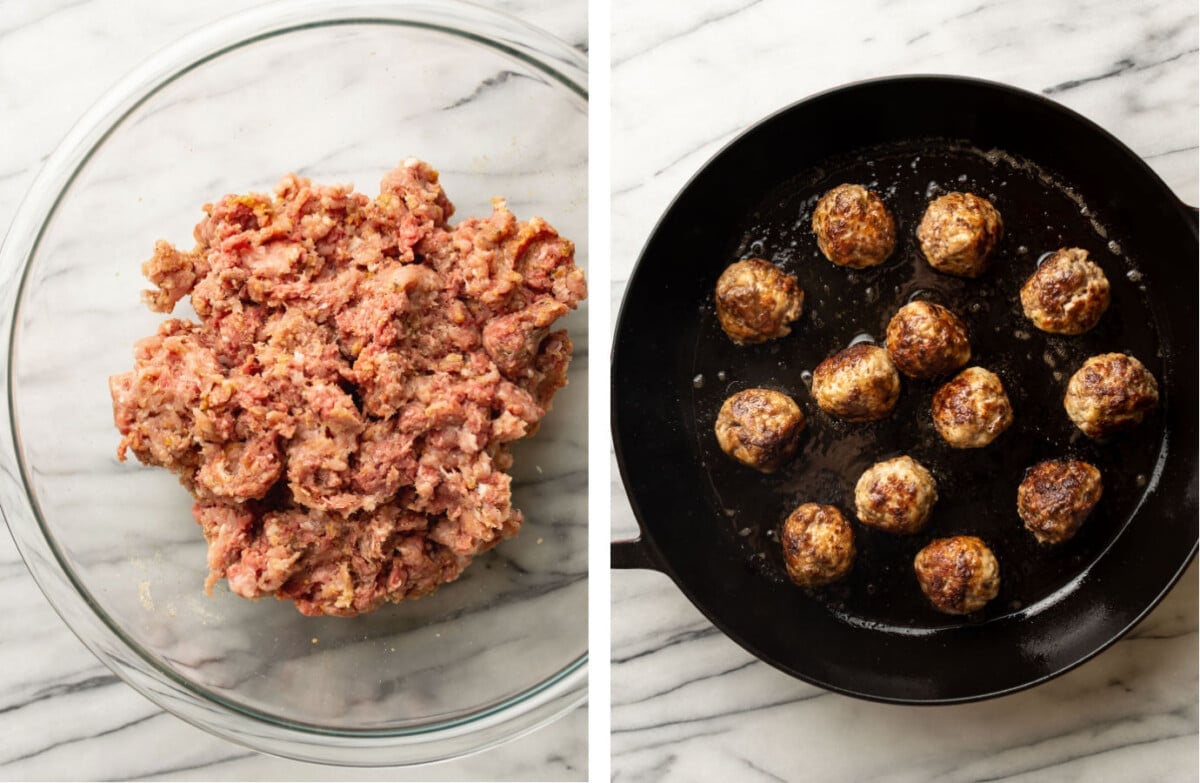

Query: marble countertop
[0,0,586,780]
[611,1,1198,781]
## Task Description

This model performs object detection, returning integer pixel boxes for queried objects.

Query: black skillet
[611,75,1198,704]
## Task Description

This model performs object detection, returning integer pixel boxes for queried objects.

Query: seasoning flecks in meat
[110,159,586,616]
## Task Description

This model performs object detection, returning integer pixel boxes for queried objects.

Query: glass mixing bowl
[0,0,587,766]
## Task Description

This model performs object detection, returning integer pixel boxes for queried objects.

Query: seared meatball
[781,503,856,587]
[811,344,901,422]
[913,536,1000,615]
[715,258,804,344]
[1018,459,1103,545]
[714,388,806,473]
[1020,248,1110,335]
[854,455,938,535]
[1064,353,1159,439]
[885,301,972,379]
[811,184,897,269]
[931,367,1013,448]
[917,192,1004,278]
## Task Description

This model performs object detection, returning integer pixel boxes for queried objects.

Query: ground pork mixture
[110,159,586,616]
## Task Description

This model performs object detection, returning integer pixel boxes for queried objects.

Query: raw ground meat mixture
[110,159,586,616]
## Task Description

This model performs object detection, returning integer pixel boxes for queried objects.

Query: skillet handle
[611,537,665,571]
[1180,196,1198,224]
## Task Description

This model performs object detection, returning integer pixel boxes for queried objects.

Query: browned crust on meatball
[715,258,804,344]
[1064,353,1159,440]
[913,535,1000,615]
[917,192,1004,278]
[714,388,806,473]
[854,455,938,535]
[931,367,1013,448]
[1020,248,1111,335]
[811,343,901,422]
[811,184,897,269]
[1018,459,1103,545]
[885,301,972,379]
[781,503,856,587]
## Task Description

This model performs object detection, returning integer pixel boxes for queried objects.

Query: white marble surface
[0,0,586,780]
[611,1,1198,781]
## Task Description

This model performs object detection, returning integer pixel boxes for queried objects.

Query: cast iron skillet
[611,75,1198,704]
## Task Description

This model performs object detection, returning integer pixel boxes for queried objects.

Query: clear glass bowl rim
[0,0,587,767]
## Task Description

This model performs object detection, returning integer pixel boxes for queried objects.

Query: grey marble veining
[0,0,587,779]
[611,0,1197,781]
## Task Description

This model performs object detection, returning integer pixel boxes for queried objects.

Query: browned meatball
[715,258,804,344]
[931,367,1013,448]
[811,344,901,422]
[714,388,806,473]
[913,536,1000,615]
[811,184,897,269]
[917,192,1004,278]
[885,301,972,379]
[1020,248,1110,335]
[1018,459,1103,545]
[1064,353,1159,439]
[854,455,938,535]
[781,503,856,587]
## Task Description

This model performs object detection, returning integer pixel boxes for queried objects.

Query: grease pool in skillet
[690,139,1167,631]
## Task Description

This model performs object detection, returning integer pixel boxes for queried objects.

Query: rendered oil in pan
[690,139,1168,632]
